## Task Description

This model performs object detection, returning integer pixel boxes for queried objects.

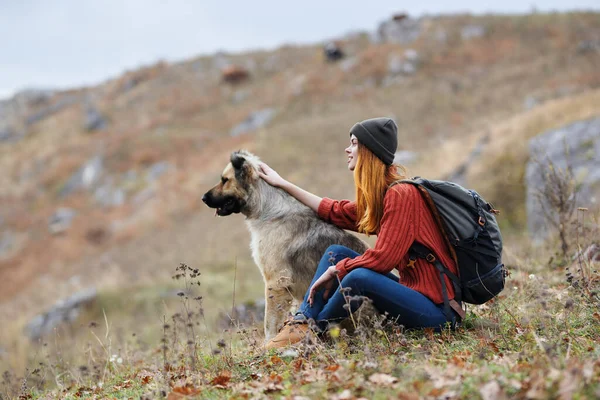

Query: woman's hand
[308,266,339,306]
[258,162,288,188]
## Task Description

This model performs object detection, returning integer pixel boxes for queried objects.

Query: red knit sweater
[317,183,457,304]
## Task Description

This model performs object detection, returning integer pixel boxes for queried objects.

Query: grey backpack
[392,178,506,319]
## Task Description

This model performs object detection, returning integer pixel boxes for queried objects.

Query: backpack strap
[409,242,466,324]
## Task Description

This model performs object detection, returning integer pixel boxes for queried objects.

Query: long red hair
[354,143,406,236]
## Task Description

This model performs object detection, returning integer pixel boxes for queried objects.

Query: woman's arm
[258,162,322,213]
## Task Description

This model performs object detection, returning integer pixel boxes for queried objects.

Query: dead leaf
[141,375,153,385]
[269,372,283,384]
[368,373,397,386]
[171,384,201,396]
[270,355,283,365]
[428,388,446,397]
[210,370,231,388]
[325,364,340,372]
[479,380,504,400]
[558,367,581,400]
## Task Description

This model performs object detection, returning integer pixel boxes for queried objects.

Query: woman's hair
[354,142,406,236]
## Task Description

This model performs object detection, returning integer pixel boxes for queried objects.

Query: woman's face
[345,134,359,171]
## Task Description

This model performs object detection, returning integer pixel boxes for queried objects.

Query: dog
[202,150,368,340]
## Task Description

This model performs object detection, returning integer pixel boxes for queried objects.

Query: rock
[289,75,306,97]
[231,90,249,104]
[461,25,486,40]
[49,207,77,234]
[404,49,419,63]
[60,156,104,197]
[25,95,79,126]
[0,231,13,258]
[445,135,490,186]
[25,288,97,341]
[262,54,280,73]
[339,57,357,72]
[387,55,405,76]
[387,51,419,78]
[524,95,539,110]
[525,117,600,240]
[577,40,600,54]
[212,52,230,70]
[324,42,345,62]
[94,184,125,208]
[132,187,155,205]
[217,299,265,330]
[435,28,448,43]
[85,106,107,131]
[377,16,421,44]
[146,161,172,182]
[0,126,24,143]
[394,151,419,165]
[230,108,276,136]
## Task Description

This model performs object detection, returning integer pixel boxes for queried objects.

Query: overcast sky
[0,0,598,99]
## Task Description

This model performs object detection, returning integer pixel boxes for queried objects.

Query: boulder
[146,161,172,182]
[230,108,276,137]
[94,183,125,208]
[85,106,107,131]
[324,42,345,63]
[0,231,13,258]
[525,117,600,240]
[445,135,490,187]
[377,16,421,44]
[25,95,80,126]
[393,150,419,165]
[59,156,104,197]
[25,288,97,341]
[48,207,77,235]
[461,25,486,40]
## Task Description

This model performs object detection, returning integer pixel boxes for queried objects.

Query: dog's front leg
[263,285,294,341]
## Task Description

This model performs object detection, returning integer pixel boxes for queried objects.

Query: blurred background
[1,0,599,375]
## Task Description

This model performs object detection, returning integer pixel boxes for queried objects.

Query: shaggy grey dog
[202,150,368,339]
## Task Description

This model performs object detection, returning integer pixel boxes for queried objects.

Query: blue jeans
[296,245,454,331]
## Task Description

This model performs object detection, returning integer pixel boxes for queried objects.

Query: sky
[0,0,598,100]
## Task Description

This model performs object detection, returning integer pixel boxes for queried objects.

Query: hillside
[1,12,600,390]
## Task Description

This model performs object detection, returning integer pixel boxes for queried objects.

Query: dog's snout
[202,193,209,204]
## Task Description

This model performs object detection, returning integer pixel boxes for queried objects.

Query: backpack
[391,178,507,321]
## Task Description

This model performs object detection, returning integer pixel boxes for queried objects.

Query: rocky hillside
[0,11,599,329]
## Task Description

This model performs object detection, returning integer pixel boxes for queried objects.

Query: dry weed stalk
[533,145,577,260]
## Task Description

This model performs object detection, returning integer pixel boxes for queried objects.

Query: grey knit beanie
[349,117,398,165]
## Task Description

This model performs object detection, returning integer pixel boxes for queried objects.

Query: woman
[258,117,460,349]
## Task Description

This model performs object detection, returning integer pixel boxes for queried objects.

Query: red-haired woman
[258,118,461,349]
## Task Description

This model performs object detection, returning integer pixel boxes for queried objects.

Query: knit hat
[349,117,398,165]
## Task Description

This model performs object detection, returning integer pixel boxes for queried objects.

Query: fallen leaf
[172,384,201,396]
[479,380,503,400]
[210,371,231,388]
[331,389,354,400]
[325,364,341,372]
[368,373,397,386]
[270,355,283,365]
[269,372,283,384]
[428,388,446,397]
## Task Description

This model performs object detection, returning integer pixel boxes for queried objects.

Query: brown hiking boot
[264,320,312,350]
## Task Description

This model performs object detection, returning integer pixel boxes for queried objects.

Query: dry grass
[1,13,600,393]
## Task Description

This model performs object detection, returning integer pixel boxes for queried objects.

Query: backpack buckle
[426,254,436,263]
[478,216,485,226]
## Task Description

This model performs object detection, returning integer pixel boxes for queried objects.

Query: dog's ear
[230,152,245,170]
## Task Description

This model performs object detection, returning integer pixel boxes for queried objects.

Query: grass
[3,226,599,399]
[1,11,600,399]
